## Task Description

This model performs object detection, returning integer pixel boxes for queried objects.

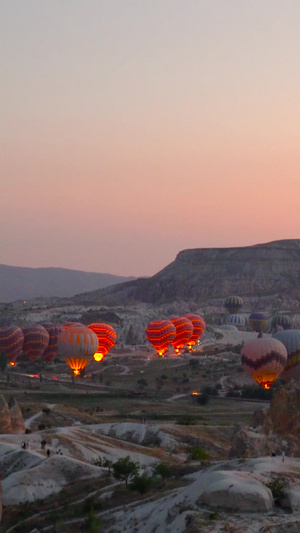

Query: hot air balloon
[61,322,85,329]
[271,314,293,332]
[57,326,98,376]
[146,320,176,357]
[40,323,63,363]
[241,337,287,389]
[273,329,300,381]
[87,323,117,362]
[22,325,49,362]
[226,314,246,327]
[224,296,243,314]
[170,317,193,355]
[185,314,206,352]
[249,312,269,335]
[0,326,24,366]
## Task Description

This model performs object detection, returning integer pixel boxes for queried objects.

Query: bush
[152,462,172,480]
[130,474,152,494]
[265,476,287,504]
[42,407,51,415]
[187,446,210,462]
[196,393,209,405]
[202,385,219,396]
[241,385,273,400]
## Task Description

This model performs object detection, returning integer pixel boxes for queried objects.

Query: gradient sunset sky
[1,1,300,277]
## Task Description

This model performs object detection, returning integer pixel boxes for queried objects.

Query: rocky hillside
[67,240,300,307]
[0,264,135,302]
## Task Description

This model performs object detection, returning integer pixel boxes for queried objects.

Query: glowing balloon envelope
[241,337,287,389]
[146,320,176,357]
[40,323,63,363]
[57,326,98,376]
[185,314,206,352]
[273,329,300,381]
[170,317,193,355]
[87,323,117,362]
[0,326,24,366]
[22,325,49,362]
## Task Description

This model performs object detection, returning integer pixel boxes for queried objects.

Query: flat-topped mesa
[176,240,300,264]
[68,239,300,306]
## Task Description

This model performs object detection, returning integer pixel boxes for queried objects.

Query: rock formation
[67,239,300,306]
[266,380,300,436]
[229,382,300,458]
[8,396,25,434]
[0,395,25,435]
[0,395,13,434]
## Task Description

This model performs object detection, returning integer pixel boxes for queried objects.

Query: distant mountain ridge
[0,264,135,302]
[67,240,300,307]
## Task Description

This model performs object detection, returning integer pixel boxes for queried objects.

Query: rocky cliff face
[68,240,300,307]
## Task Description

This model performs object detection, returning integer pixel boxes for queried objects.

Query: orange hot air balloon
[241,337,287,389]
[57,326,98,376]
[185,314,206,352]
[0,326,24,366]
[170,317,193,355]
[40,323,63,363]
[61,322,85,329]
[146,320,176,357]
[87,323,117,362]
[22,325,49,362]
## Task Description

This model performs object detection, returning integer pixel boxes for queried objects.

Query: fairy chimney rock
[8,396,25,434]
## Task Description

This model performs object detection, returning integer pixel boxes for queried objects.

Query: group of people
[21,439,63,458]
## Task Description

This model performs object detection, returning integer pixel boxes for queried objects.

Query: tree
[152,461,172,480]
[130,474,152,494]
[196,393,210,405]
[102,458,113,476]
[113,456,138,487]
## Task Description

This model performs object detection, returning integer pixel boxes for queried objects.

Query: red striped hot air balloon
[185,314,206,352]
[57,326,98,376]
[146,320,176,357]
[87,323,117,362]
[0,326,24,366]
[40,323,63,363]
[170,317,193,355]
[22,324,50,362]
[241,337,287,389]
